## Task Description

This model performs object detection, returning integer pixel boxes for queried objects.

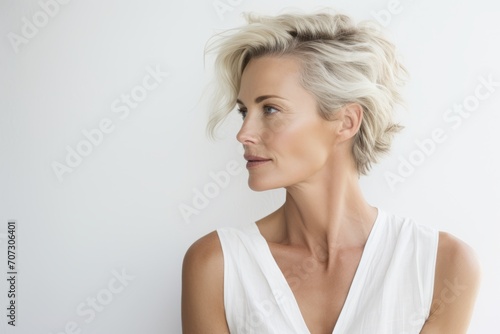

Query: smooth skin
[182,55,481,333]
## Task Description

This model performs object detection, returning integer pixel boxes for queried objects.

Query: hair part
[203,8,409,176]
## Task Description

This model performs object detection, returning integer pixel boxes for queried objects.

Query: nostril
[236,128,255,144]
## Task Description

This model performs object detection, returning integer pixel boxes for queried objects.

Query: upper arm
[181,231,230,334]
[420,231,482,334]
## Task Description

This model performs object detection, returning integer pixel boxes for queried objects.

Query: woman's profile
[182,8,481,333]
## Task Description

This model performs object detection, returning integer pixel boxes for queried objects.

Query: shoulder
[420,231,482,333]
[181,230,225,296]
[434,231,481,285]
[181,231,229,333]
[439,230,479,257]
[183,230,224,268]
[182,230,225,294]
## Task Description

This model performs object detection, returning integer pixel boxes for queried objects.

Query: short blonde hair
[204,8,408,176]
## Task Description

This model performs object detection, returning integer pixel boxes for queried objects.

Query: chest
[269,244,364,334]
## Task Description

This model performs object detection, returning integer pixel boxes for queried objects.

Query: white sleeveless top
[216,207,439,334]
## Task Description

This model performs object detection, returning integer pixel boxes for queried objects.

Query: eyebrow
[236,95,287,105]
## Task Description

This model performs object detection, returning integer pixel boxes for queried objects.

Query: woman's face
[236,55,343,191]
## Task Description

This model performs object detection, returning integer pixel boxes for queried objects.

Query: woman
[182,9,481,333]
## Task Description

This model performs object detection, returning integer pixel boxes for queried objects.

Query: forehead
[238,55,303,100]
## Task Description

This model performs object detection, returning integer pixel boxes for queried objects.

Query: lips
[243,154,272,169]
[244,154,271,162]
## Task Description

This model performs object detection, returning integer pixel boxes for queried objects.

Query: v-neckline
[250,207,383,334]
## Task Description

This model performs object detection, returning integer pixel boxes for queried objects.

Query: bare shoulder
[434,231,482,286]
[420,231,482,333]
[181,231,229,334]
[183,230,224,267]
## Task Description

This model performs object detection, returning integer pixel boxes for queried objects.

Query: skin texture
[181,55,481,334]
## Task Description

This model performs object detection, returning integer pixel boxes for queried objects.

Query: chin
[247,179,281,192]
[248,182,271,192]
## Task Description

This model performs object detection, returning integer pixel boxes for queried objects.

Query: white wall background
[0,0,499,333]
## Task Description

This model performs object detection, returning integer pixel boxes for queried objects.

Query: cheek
[261,115,290,141]
[273,121,330,169]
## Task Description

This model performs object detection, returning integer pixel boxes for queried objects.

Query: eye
[263,105,279,115]
[237,108,247,120]
[237,105,280,120]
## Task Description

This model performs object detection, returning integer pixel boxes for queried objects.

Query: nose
[236,116,259,145]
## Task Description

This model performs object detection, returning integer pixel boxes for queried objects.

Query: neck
[276,165,378,270]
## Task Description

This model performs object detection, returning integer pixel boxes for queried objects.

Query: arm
[181,231,230,334]
[420,231,482,334]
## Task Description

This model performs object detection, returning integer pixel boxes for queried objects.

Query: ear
[336,103,363,142]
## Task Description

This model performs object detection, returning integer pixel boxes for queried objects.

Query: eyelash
[237,105,279,119]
